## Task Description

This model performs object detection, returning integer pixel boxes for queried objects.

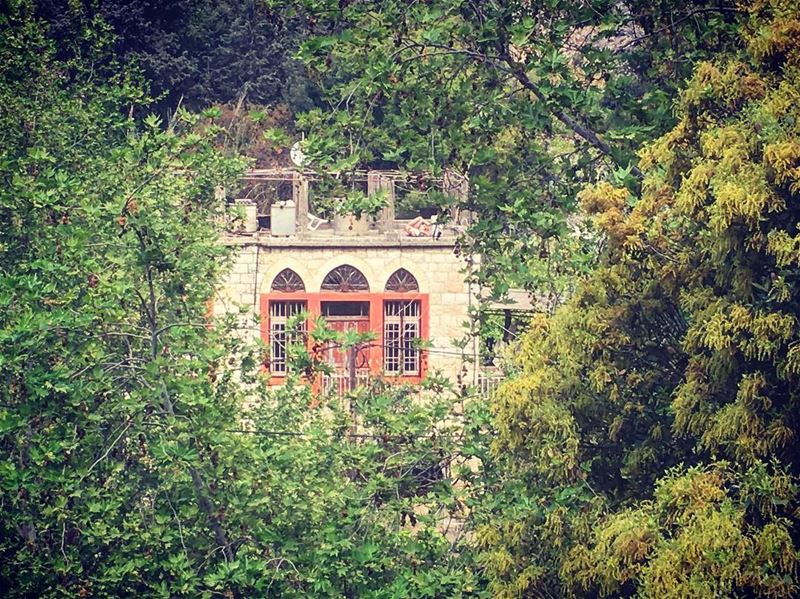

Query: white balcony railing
[322,369,372,395]
[478,370,506,398]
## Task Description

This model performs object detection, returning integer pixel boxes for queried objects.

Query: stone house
[214,168,483,393]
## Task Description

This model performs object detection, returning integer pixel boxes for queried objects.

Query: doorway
[321,301,371,374]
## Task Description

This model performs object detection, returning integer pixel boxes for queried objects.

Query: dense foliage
[476,1,800,596]
[0,11,477,597]
[32,0,316,115]
[291,0,741,301]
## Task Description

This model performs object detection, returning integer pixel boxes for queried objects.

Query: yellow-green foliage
[638,465,798,599]
[492,374,580,484]
[480,1,800,597]
[563,465,799,598]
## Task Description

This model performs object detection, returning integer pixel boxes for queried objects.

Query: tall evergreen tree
[474,1,800,595]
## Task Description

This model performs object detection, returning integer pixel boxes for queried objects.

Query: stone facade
[215,234,478,385]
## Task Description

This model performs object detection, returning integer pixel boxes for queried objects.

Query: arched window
[271,268,305,293]
[384,268,419,293]
[383,270,421,375]
[321,265,370,292]
[268,268,307,374]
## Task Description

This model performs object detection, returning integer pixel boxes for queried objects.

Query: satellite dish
[290,141,308,167]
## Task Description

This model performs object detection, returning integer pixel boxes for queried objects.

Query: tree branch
[138,245,236,563]
[401,40,643,177]
[82,419,133,479]
[500,54,643,178]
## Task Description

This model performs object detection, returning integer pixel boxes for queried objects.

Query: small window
[321,265,369,292]
[322,301,370,317]
[271,268,305,293]
[385,268,419,293]
[269,300,306,374]
[383,300,421,375]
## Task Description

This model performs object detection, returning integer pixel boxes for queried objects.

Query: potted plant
[331,190,388,236]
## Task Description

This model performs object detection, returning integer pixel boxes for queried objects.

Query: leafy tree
[0,10,480,597]
[291,0,741,301]
[235,372,484,598]
[0,8,246,593]
[473,1,800,596]
[31,0,316,115]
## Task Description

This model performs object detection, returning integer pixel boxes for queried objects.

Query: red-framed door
[323,316,371,370]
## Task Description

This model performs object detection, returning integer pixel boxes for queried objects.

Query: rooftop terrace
[225,168,470,243]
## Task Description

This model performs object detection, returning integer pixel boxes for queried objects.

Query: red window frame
[261,291,429,385]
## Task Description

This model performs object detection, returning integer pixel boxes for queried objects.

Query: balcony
[321,369,373,396]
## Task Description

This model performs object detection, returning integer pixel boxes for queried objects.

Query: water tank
[271,200,296,236]
[233,199,258,233]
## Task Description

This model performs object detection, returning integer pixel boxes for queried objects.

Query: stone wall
[215,236,478,385]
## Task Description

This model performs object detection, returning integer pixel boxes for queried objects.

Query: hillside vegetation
[2,1,800,597]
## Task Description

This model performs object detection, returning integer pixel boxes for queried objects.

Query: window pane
[403,322,419,373]
[383,300,420,375]
[322,301,370,317]
[271,323,287,373]
[384,322,401,373]
[269,301,306,375]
